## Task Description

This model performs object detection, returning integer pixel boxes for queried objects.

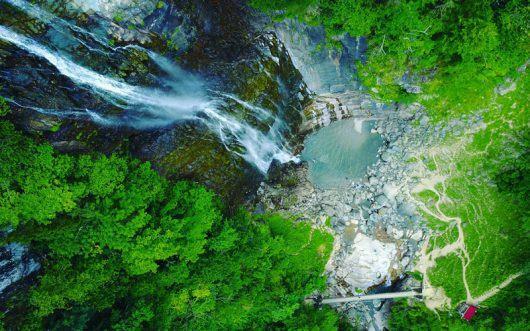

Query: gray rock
[409,229,424,241]
[401,256,411,268]
[0,243,40,295]
[398,202,416,217]
[374,194,390,208]
[368,176,379,185]
[495,80,517,96]
[380,151,391,162]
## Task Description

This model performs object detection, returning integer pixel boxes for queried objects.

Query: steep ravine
[0,1,483,329]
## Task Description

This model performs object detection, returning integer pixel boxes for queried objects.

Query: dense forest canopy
[0,111,343,329]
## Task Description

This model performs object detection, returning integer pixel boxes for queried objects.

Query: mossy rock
[26,115,63,133]
[118,48,150,80]
[152,126,262,204]
[0,2,48,36]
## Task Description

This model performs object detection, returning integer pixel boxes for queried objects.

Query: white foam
[0,22,296,173]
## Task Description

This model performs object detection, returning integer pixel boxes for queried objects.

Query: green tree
[389,273,530,331]
[0,120,340,330]
[0,97,9,116]
[495,130,530,236]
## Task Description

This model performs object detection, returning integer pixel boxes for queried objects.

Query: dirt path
[408,154,472,309]
[470,272,523,305]
[409,146,524,310]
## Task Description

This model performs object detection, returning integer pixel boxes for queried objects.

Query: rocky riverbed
[249,19,429,329]
[255,86,485,331]
[256,99,429,329]
[252,18,493,329]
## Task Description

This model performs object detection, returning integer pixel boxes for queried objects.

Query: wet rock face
[273,19,395,136]
[67,0,159,19]
[0,243,39,298]
[0,46,121,135]
[0,0,310,202]
[299,91,392,135]
[132,122,262,205]
[274,19,366,94]
[226,32,310,146]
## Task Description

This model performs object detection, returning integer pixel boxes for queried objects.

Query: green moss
[280,195,297,208]
[424,157,437,171]
[113,13,124,23]
[407,271,423,282]
[158,130,251,204]
[415,189,438,203]
[118,49,150,79]
[49,123,61,133]
[238,61,281,106]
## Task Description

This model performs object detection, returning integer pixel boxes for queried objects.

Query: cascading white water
[354,118,364,134]
[0,0,297,173]
[3,0,116,53]
[0,25,206,120]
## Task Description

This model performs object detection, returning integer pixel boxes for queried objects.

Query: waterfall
[0,1,297,173]
[354,118,364,134]
[0,25,206,120]
[2,0,117,53]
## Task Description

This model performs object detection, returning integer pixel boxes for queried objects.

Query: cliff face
[0,243,39,302]
[0,0,311,203]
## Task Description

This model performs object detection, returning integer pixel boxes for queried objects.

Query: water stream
[0,0,295,173]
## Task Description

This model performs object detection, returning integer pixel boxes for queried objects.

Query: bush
[0,97,10,116]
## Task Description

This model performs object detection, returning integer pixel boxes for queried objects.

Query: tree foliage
[495,130,530,235]
[0,97,9,116]
[0,120,339,330]
[251,0,529,117]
